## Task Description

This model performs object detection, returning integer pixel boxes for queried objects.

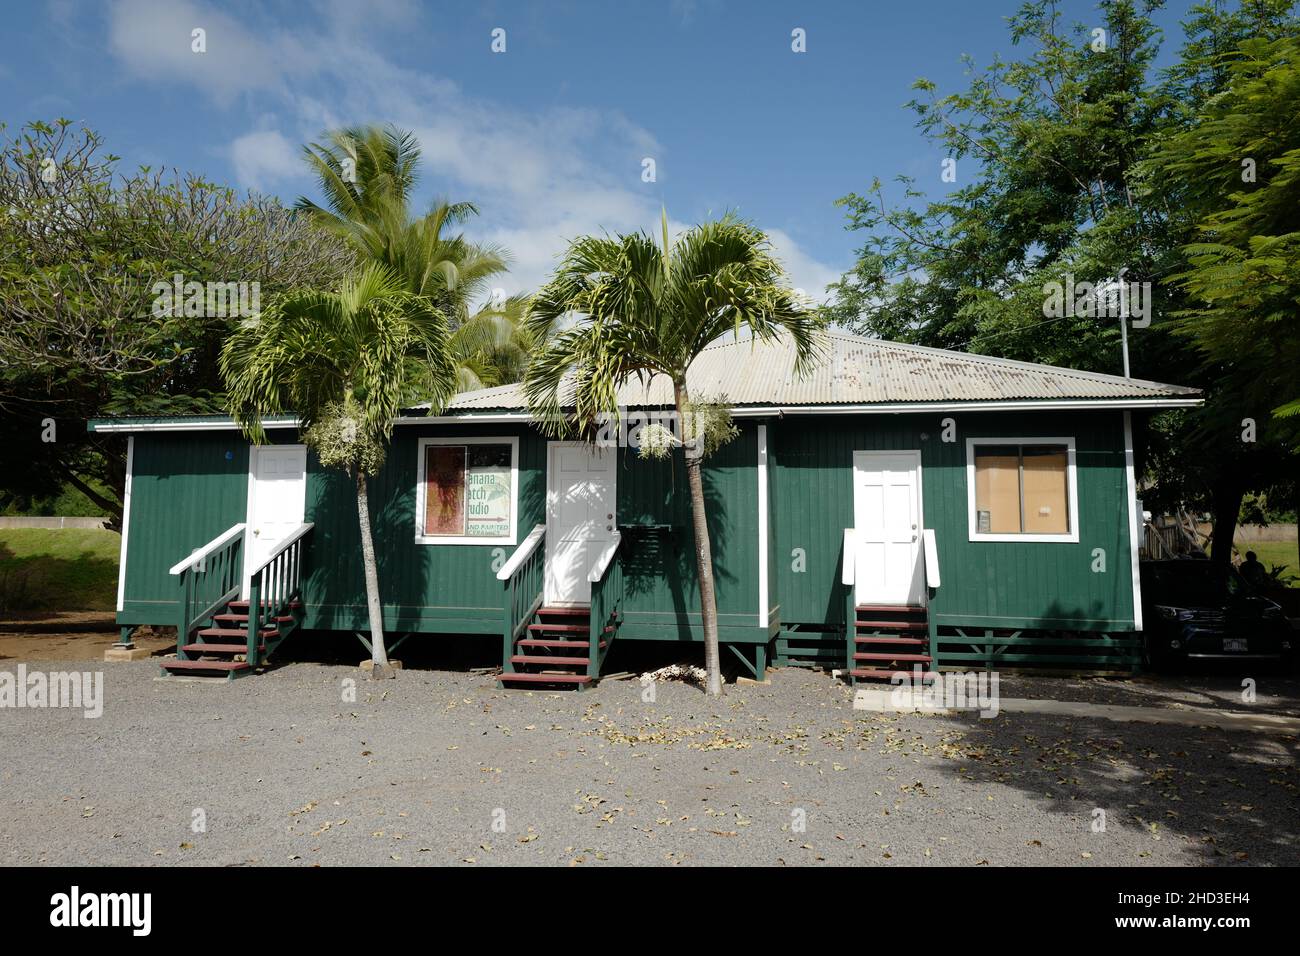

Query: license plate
[1223,638,1248,652]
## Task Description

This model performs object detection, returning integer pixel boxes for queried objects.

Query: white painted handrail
[922,528,940,589]
[248,522,315,577]
[841,528,856,586]
[497,524,546,581]
[587,531,622,583]
[169,523,246,575]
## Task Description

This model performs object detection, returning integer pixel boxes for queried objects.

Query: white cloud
[766,228,843,304]
[105,0,841,302]
[230,130,300,193]
[107,0,296,104]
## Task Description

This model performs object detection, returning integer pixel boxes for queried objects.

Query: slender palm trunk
[676,381,723,696]
[355,470,390,672]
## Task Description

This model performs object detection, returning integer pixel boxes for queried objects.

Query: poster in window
[465,445,512,537]
[424,445,466,535]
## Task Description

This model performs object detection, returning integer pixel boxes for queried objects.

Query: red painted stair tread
[499,672,592,685]
[518,638,605,650]
[510,654,589,666]
[162,660,251,672]
[197,627,279,639]
[181,643,265,654]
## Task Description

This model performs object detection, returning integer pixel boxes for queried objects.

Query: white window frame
[414,435,520,546]
[966,436,1079,543]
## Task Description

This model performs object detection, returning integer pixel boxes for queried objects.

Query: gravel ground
[994,671,1300,717]
[1,660,1297,867]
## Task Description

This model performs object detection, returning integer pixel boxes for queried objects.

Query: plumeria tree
[220,263,457,677]
[525,213,822,695]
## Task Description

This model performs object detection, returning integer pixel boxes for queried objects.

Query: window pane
[974,446,1021,533]
[424,445,466,535]
[465,444,512,538]
[1021,446,1069,534]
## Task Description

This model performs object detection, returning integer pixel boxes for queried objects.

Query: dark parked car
[1140,559,1294,670]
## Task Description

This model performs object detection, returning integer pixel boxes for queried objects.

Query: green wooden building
[90,332,1199,685]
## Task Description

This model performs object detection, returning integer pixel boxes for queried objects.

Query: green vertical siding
[300,423,547,633]
[118,432,250,624]
[118,410,1136,638]
[616,423,761,635]
[769,411,1136,631]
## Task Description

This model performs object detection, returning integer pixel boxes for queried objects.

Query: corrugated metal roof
[446,331,1199,411]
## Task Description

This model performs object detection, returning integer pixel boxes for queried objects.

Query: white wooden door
[545,443,616,606]
[851,451,924,606]
[244,445,308,596]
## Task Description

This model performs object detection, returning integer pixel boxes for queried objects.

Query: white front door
[244,444,308,596]
[851,450,924,606]
[545,443,616,606]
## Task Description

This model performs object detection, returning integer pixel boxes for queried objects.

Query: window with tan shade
[973,446,1021,533]
[1021,446,1069,533]
[971,442,1072,537]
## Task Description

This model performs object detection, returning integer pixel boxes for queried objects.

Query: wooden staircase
[499,606,610,690]
[162,521,312,682]
[848,604,935,684]
[162,599,303,679]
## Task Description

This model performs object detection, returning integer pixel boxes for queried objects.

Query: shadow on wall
[621,450,735,631]
[303,444,546,628]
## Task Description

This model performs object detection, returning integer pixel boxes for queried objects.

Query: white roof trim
[87,397,1200,433]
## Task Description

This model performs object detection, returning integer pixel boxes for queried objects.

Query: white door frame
[544,441,617,607]
[243,444,308,598]
[851,449,925,606]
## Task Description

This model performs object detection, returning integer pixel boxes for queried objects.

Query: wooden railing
[498,524,546,675]
[841,527,940,667]
[244,523,313,667]
[922,528,940,591]
[841,529,857,666]
[586,531,624,679]
[170,524,245,661]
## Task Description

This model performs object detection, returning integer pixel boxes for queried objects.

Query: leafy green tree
[829,0,1170,367]
[220,264,457,676]
[1143,32,1300,564]
[295,125,531,389]
[0,119,354,526]
[1148,35,1300,427]
[829,0,1300,566]
[525,213,822,695]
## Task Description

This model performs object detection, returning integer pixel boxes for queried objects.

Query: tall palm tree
[295,125,529,389]
[525,213,822,695]
[220,263,458,677]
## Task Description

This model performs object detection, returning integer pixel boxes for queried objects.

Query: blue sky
[4,0,1197,300]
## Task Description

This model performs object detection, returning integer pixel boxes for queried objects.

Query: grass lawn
[0,528,120,614]
[1238,539,1300,576]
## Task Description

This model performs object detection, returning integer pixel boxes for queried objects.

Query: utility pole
[1118,271,1131,378]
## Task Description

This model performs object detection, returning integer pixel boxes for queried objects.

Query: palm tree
[295,125,530,389]
[220,263,457,677]
[525,213,822,695]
